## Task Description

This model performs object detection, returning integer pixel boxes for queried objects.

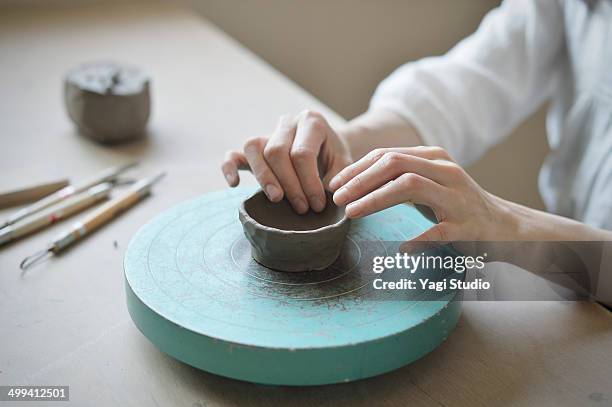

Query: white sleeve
[370,0,565,165]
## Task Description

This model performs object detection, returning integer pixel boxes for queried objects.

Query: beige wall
[192,0,549,209]
[2,0,548,208]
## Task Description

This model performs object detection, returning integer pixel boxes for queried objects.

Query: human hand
[222,110,352,214]
[329,146,515,242]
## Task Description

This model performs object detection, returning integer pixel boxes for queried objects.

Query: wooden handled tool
[0,183,112,246]
[1,162,136,230]
[0,179,69,209]
[19,172,165,270]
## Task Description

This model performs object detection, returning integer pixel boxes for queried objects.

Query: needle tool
[19,172,165,270]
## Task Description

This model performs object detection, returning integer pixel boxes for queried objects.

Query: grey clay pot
[64,62,150,144]
[239,189,350,272]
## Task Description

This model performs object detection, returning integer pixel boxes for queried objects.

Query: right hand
[222,110,352,214]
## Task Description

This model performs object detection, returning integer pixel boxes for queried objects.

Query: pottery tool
[1,162,136,230]
[0,183,112,247]
[0,179,69,209]
[20,172,165,270]
[125,187,462,386]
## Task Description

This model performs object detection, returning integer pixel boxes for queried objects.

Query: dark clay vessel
[64,62,150,144]
[239,190,350,272]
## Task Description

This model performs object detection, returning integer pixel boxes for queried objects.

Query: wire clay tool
[20,172,165,270]
[0,183,112,246]
[1,162,137,230]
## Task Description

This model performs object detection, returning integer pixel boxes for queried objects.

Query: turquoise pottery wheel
[124,187,461,385]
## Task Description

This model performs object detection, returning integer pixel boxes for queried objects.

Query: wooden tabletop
[1,2,611,406]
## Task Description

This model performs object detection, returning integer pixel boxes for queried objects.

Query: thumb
[400,224,448,254]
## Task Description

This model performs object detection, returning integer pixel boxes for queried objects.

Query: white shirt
[370,0,612,230]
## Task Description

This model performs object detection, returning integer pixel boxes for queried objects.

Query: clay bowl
[239,190,350,272]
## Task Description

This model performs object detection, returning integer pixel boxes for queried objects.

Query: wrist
[336,109,423,161]
[335,121,367,163]
[486,193,524,240]
[488,195,612,241]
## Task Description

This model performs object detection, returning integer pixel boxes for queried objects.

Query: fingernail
[244,144,258,154]
[346,202,362,218]
[224,173,236,186]
[334,187,348,205]
[291,197,308,214]
[310,195,325,212]
[265,184,282,201]
[329,176,340,191]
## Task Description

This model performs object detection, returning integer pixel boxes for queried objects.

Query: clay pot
[64,62,150,144]
[239,190,350,272]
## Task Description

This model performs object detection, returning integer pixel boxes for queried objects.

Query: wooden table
[1,2,611,406]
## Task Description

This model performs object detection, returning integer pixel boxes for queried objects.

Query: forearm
[498,195,612,241]
[494,196,612,304]
[336,109,423,161]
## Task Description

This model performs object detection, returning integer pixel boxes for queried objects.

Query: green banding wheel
[124,187,462,385]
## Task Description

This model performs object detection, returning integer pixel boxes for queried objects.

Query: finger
[334,152,456,206]
[329,146,453,191]
[221,150,249,187]
[243,137,284,202]
[291,111,328,212]
[399,239,446,255]
[345,173,448,219]
[399,224,450,253]
[264,115,309,214]
[321,157,351,191]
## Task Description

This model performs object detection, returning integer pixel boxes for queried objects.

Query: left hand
[328,146,515,243]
